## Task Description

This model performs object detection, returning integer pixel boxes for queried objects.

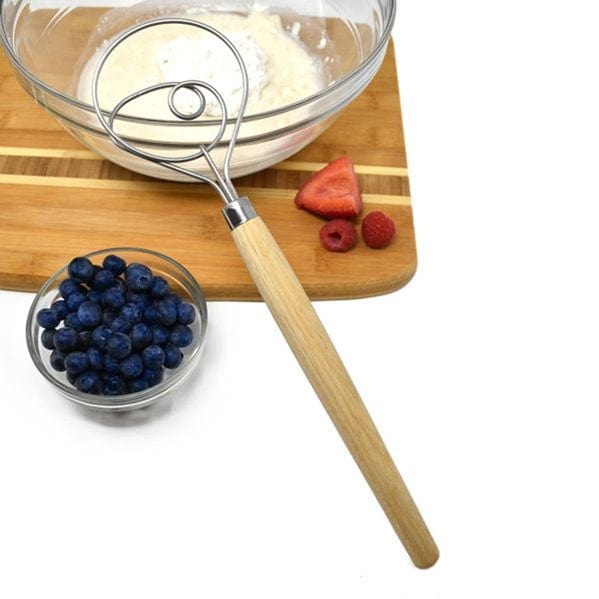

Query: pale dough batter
[78,11,324,122]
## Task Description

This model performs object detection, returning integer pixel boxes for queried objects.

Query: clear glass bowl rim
[25,247,208,410]
[0,0,396,127]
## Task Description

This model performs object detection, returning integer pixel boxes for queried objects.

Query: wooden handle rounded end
[412,543,440,569]
[231,217,439,569]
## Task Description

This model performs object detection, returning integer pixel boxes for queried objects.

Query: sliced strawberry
[294,157,363,219]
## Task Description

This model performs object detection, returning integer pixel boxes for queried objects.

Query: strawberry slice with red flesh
[294,157,363,219]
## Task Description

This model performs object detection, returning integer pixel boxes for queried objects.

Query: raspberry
[361,211,396,249]
[319,219,358,252]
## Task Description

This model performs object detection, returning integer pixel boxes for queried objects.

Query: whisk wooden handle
[230,216,439,568]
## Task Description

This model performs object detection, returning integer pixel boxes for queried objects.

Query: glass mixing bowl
[0,0,395,180]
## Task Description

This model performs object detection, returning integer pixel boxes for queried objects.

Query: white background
[1,0,599,597]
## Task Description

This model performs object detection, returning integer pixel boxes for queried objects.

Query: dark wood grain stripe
[0,174,411,205]
[0,148,410,197]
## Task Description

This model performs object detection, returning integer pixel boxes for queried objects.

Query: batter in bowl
[77,10,325,126]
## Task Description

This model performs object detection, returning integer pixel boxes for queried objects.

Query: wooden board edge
[1,261,418,301]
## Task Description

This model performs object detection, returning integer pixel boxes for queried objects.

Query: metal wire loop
[104,79,228,164]
[91,17,250,202]
[167,83,207,121]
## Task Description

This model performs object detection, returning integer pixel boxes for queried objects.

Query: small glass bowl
[25,247,208,412]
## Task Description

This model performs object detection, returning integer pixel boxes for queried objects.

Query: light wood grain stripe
[0,173,411,206]
[272,161,408,177]
[0,146,98,160]
[0,146,409,177]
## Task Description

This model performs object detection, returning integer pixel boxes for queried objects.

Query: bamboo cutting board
[0,40,415,300]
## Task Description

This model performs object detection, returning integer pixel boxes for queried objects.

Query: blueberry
[87,289,102,305]
[143,367,164,387]
[77,330,92,350]
[102,353,121,374]
[41,328,56,350]
[125,292,150,312]
[66,292,87,312]
[167,293,183,305]
[177,302,196,325]
[78,301,102,328]
[106,332,131,359]
[111,314,132,334]
[120,353,143,379]
[142,304,159,326]
[64,312,83,331]
[151,325,170,346]
[64,351,90,375]
[142,345,165,370]
[130,323,153,350]
[67,371,78,385]
[103,375,127,396]
[120,303,142,324]
[87,347,103,370]
[68,257,94,283]
[112,278,127,294]
[59,278,84,299]
[75,371,101,394]
[36,308,59,329]
[157,298,177,326]
[53,327,79,352]
[169,324,193,348]
[129,377,149,393]
[102,310,118,327]
[91,269,115,291]
[91,325,112,349]
[163,343,183,369]
[101,287,125,310]
[150,276,170,298]
[49,350,66,371]
[51,300,69,321]
[102,254,126,276]
[125,263,153,292]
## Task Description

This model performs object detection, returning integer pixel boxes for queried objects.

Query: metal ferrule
[222,197,258,230]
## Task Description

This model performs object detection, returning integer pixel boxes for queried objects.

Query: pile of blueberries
[36,254,196,396]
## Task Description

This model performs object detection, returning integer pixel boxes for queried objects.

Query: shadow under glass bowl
[0,0,396,180]
[25,248,208,412]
